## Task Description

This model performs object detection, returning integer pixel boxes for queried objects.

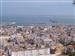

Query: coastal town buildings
[0,24,75,56]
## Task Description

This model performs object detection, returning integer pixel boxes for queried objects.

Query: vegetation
[69,52,75,56]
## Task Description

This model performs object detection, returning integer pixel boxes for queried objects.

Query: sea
[0,1,75,25]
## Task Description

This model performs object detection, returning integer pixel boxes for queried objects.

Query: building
[11,48,51,56]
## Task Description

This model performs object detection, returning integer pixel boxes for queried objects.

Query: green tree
[69,52,75,56]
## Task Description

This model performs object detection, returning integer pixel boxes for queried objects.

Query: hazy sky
[1,0,72,1]
[0,0,74,17]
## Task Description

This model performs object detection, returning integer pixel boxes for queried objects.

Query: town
[0,23,75,56]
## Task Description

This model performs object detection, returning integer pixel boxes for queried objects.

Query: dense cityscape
[0,0,75,56]
[0,23,75,56]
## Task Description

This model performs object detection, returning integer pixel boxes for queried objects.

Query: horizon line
[0,1,72,2]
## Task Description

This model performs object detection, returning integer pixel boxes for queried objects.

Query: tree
[69,52,75,56]
[73,0,75,4]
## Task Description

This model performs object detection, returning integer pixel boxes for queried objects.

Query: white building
[11,48,56,56]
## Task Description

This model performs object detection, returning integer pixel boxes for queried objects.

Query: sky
[0,0,72,1]
[0,0,74,17]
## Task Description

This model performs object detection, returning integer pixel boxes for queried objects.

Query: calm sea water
[1,15,75,25]
[0,1,75,25]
